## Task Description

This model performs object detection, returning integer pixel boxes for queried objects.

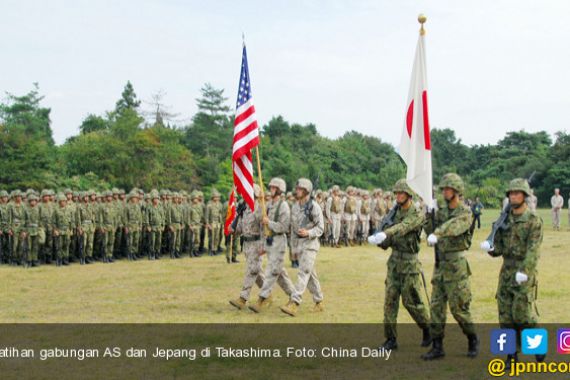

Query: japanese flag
[398,30,433,209]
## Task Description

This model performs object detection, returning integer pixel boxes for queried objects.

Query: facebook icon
[491,329,517,355]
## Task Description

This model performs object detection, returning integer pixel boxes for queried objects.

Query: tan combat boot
[229,297,247,310]
[280,301,299,317]
[248,297,269,313]
[312,301,325,312]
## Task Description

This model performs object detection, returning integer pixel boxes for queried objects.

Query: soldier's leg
[239,243,264,301]
[63,235,70,262]
[401,273,431,330]
[259,246,287,299]
[53,235,61,263]
[384,270,402,340]
[86,230,94,259]
[448,277,476,337]
[147,230,156,259]
[155,231,163,258]
[291,249,321,305]
[32,236,40,263]
[199,225,205,252]
[428,276,448,339]
[107,230,115,258]
[333,215,341,244]
[131,230,140,258]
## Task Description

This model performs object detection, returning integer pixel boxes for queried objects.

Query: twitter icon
[522,328,548,355]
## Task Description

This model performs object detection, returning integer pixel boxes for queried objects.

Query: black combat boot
[381,337,398,350]
[421,328,432,347]
[421,338,445,360]
[505,352,518,371]
[467,334,479,358]
[232,257,239,263]
[108,256,114,263]
[63,258,69,266]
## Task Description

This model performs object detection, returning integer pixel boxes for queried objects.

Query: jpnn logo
[491,329,516,355]
[522,329,548,355]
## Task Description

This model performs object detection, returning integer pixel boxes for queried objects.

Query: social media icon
[557,329,570,354]
[491,329,516,355]
[522,328,548,355]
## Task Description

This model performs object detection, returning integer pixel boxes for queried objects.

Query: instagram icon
[558,329,570,354]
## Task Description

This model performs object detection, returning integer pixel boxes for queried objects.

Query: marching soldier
[229,184,266,309]
[249,177,295,313]
[280,178,325,317]
[481,178,544,367]
[422,173,479,360]
[369,180,431,350]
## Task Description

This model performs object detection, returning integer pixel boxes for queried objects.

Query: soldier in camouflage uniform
[145,190,165,260]
[325,185,343,248]
[188,191,203,257]
[343,186,358,246]
[77,191,96,264]
[125,191,143,261]
[249,177,295,313]
[481,178,544,367]
[368,180,431,350]
[280,178,325,317]
[21,194,41,267]
[38,190,54,264]
[168,192,183,259]
[53,193,75,266]
[206,189,223,256]
[229,184,267,309]
[8,191,26,265]
[0,190,9,264]
[198,192,207,254]
[422,173,479,360]
[98,191,117,263]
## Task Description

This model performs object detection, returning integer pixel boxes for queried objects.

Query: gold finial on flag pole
[418,14,427,36]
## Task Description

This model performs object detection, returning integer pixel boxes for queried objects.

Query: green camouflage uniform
[146,195,165,259]
[77,195,96,260]
[487,179,543,343]
[125,194,143,259]
[189,196,203,255]
[23,197,40,263]
[8,197,26,263]
[380,198,430,340]
[38,195,54,263]
[206,193,223,254]
[53,197,75,262]
[98,196,116,259]
[425,201,476,339]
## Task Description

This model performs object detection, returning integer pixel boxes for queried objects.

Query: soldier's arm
[384,209,424,239]
[307,202,324,239]
[488,228,504,257]
[434,208,471,238]
[268,203,290,234]
[423,211,435,235]
[521,217,543,274]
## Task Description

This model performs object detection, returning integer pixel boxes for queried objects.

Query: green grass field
[0,209,568,323]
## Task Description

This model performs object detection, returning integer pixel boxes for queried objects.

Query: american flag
[232,44,260,211]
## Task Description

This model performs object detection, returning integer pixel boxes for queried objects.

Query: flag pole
[255,146,271,236]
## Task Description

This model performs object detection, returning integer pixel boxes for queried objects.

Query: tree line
[0,82,567,207]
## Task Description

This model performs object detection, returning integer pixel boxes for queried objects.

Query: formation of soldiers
[0,188,235,267]
[0,174,546,368]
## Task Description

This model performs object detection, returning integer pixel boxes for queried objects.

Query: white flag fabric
[398,32,433,209]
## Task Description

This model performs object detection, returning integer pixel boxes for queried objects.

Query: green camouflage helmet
[56,193,67,202]
[393,179,414,196]
[28,194,39,202]
[112,188,120,195]
[0,190,8,197]
[506,178,531,197]
[439,173,464,195]
[64,188,72,194]
[211,189,220,198]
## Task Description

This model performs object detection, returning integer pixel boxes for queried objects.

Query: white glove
[480,241,494,252]
[515,272,528,284]
[427,234,438,246]
[368,232,387,245]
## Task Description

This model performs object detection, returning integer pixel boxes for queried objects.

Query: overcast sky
[1,0,568,146]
